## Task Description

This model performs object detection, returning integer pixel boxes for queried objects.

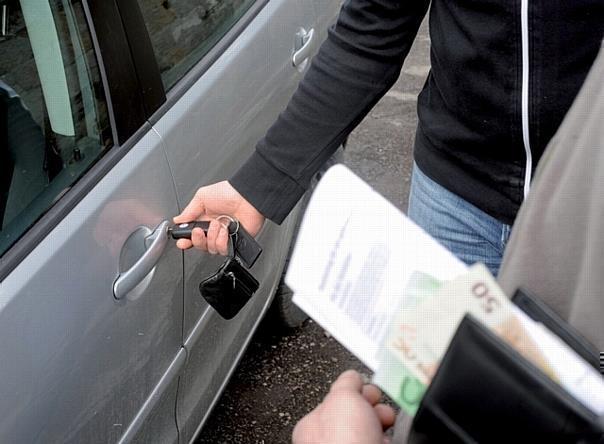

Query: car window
[0,0,112,256]
[136,0,256,90]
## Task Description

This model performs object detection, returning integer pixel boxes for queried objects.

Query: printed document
[285,164,467,371]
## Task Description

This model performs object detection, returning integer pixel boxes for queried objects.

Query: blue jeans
[407,165,511,276]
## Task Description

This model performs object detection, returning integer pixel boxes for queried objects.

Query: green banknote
[372,271,442,415]
[373,349,426,416]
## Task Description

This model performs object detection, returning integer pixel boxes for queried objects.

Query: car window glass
[137,0,256,90]
[0,0,113,256]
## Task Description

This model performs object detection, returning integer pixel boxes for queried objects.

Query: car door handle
[113,220,170,300]
[292,28,315,67]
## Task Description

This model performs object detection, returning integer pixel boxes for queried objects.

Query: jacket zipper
[521,0,532,198]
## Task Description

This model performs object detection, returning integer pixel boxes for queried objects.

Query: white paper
[286,165,467,370]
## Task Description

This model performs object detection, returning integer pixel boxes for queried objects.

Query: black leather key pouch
[199,257,259,320]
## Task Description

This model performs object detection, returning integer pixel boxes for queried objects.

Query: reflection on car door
[0,2,182,442]
[134,0,319,440]
[0,131,184,443]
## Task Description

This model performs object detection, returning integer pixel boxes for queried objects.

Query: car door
[131,0,324,440]
[0,1,182,442]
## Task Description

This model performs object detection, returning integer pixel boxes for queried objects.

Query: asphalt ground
[197,20,431,444]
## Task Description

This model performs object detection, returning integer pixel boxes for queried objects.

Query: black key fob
[233,226,262,269]
[199,257,259,319]
[169,221,210,239]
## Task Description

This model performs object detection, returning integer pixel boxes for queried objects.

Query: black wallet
[199,257,259,320]
[408,289,604,443]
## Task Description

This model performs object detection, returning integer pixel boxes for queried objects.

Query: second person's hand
[292,370,396,444]
[173,180,265,256]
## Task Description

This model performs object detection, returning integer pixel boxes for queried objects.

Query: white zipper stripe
[521,0,532,198]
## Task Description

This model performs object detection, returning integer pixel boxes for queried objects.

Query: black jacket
[231,0,604,225]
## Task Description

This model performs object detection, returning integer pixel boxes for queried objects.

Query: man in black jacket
[174,0,603,274]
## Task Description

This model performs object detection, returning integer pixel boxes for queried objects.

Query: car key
[168,221,211,239]
[168,219,262,268]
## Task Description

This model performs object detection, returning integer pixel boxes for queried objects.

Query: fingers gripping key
[168,220,262,268]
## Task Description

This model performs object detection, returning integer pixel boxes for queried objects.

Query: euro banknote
[373,264,604,416]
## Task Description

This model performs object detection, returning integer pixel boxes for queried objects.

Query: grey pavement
[197,20,431,444]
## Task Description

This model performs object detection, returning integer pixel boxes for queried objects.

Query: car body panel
[0,0,341,441]
[0,127,182,443]
[148,0,320,440]
[312,0,342,43]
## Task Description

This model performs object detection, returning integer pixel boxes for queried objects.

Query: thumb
[173,191,207,224]
[330,370,364,394]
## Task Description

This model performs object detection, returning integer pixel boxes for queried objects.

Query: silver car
[0,0,339,442]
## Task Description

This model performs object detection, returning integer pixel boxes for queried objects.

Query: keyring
[216,215,239,235]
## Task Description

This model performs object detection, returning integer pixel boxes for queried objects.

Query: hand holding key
[169,218,262,268]
[170,214,262,318]
[173,180,265,256]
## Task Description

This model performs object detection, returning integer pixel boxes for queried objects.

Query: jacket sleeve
[229,0,430,223]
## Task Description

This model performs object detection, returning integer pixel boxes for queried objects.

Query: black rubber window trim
[115,0,166,117]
